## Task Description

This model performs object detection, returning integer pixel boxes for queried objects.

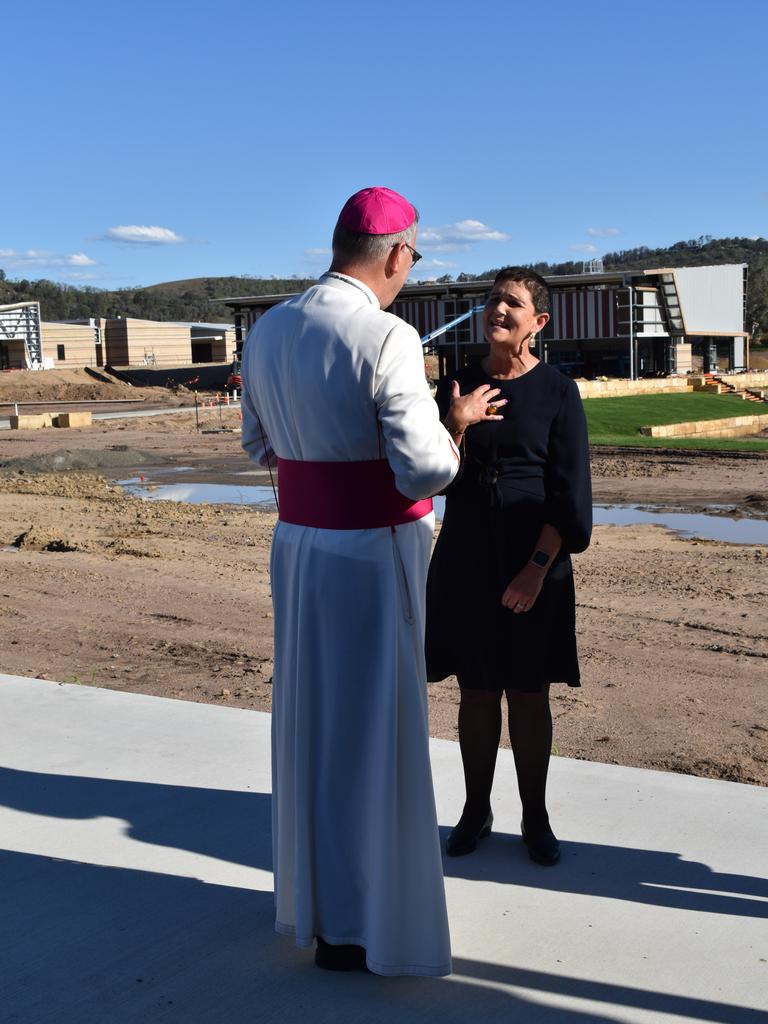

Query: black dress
[426,360,592,692]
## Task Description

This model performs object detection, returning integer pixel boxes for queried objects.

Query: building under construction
[0,303,235,370]
[220,263,749,379]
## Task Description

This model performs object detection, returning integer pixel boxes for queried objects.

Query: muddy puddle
[592,504,768,545]
[119,473,278,509]
[117,469,767,545]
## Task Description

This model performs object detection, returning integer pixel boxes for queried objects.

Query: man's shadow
[0,765,271,870]
[440,824,768,919]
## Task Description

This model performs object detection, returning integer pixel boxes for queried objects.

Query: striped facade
[390,298,443,339]
[220,264,748,379]
[544,288,619,342]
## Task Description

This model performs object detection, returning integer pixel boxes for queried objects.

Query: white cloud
[586,227,620,237]
[419,219,509,251]
[419,258,458,270]
[0,249,98,269]
[101,225,184,245]
[305,247,332,259]
[570,243,599,253]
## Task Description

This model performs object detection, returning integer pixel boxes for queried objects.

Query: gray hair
[331,208,419,264]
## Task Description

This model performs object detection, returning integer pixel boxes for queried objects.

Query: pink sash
[276,457,433,530]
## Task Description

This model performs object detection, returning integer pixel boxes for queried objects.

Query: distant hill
[137,275,318,298]
[0,273,317,325]
[1,236,766,336]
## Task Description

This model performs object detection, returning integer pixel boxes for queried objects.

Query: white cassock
[241,272,459,976]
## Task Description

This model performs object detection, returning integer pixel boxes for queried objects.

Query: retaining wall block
[642,413,768,439]
[54,411,93,428]
[9,414,53,430]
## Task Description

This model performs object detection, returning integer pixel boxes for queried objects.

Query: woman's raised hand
[446,381,507,433]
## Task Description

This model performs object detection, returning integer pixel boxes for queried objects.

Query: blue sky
[2,0,766,290]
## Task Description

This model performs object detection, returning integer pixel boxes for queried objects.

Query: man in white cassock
[241,187,460,976]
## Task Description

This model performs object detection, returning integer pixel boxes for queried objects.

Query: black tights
[455,683,553,835]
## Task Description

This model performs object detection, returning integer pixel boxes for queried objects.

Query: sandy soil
[0,366,196,406]
[1,410,766,787]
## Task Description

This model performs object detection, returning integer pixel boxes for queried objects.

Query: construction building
[0,303,235,370]
[42,319,106,368]
[78,318,236,368]
[220,263,749,379]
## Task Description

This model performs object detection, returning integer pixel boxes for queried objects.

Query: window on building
[57,345,66,361]
[441,300,473,345]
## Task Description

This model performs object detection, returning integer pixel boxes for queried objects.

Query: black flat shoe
[314,936,369,972]
[446,811,493,857]
[521,820,560,866]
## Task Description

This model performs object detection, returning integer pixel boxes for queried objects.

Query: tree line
[0,272,317,325]
[1,236,767,337]
[468,236,768,338]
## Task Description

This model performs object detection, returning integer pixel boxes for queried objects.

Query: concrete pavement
[1,673,765,1023]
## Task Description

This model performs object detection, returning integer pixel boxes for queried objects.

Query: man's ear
[384,241,403,278]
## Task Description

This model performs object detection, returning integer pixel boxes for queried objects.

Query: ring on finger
[486,403,498,416]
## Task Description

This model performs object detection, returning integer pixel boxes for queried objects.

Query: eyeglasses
[404,242,422,265]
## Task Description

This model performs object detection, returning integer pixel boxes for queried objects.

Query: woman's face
[483,280,549,350]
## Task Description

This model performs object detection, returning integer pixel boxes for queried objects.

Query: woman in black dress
[426,267,591,866]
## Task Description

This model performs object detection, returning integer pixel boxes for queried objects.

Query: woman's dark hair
[492,267,551,315]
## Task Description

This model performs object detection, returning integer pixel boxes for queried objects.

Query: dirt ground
[0,366,197,406]
[1,409,766,788]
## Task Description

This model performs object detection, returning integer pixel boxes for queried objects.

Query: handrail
[420,306,483,347]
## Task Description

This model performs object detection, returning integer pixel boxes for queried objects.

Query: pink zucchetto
[338,186,416,235]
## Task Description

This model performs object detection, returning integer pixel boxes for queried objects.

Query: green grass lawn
[583,393,768,451]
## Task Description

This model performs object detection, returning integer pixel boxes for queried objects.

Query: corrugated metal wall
[544,289,619,341]
[390,299,441,337]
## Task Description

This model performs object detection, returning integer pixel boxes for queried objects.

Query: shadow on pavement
[0,766,271,870]
[3,850,759,1024]
[441,824,768,919]
[0,768,763,1022]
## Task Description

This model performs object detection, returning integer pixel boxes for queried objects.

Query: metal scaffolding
[0,302,43,368]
